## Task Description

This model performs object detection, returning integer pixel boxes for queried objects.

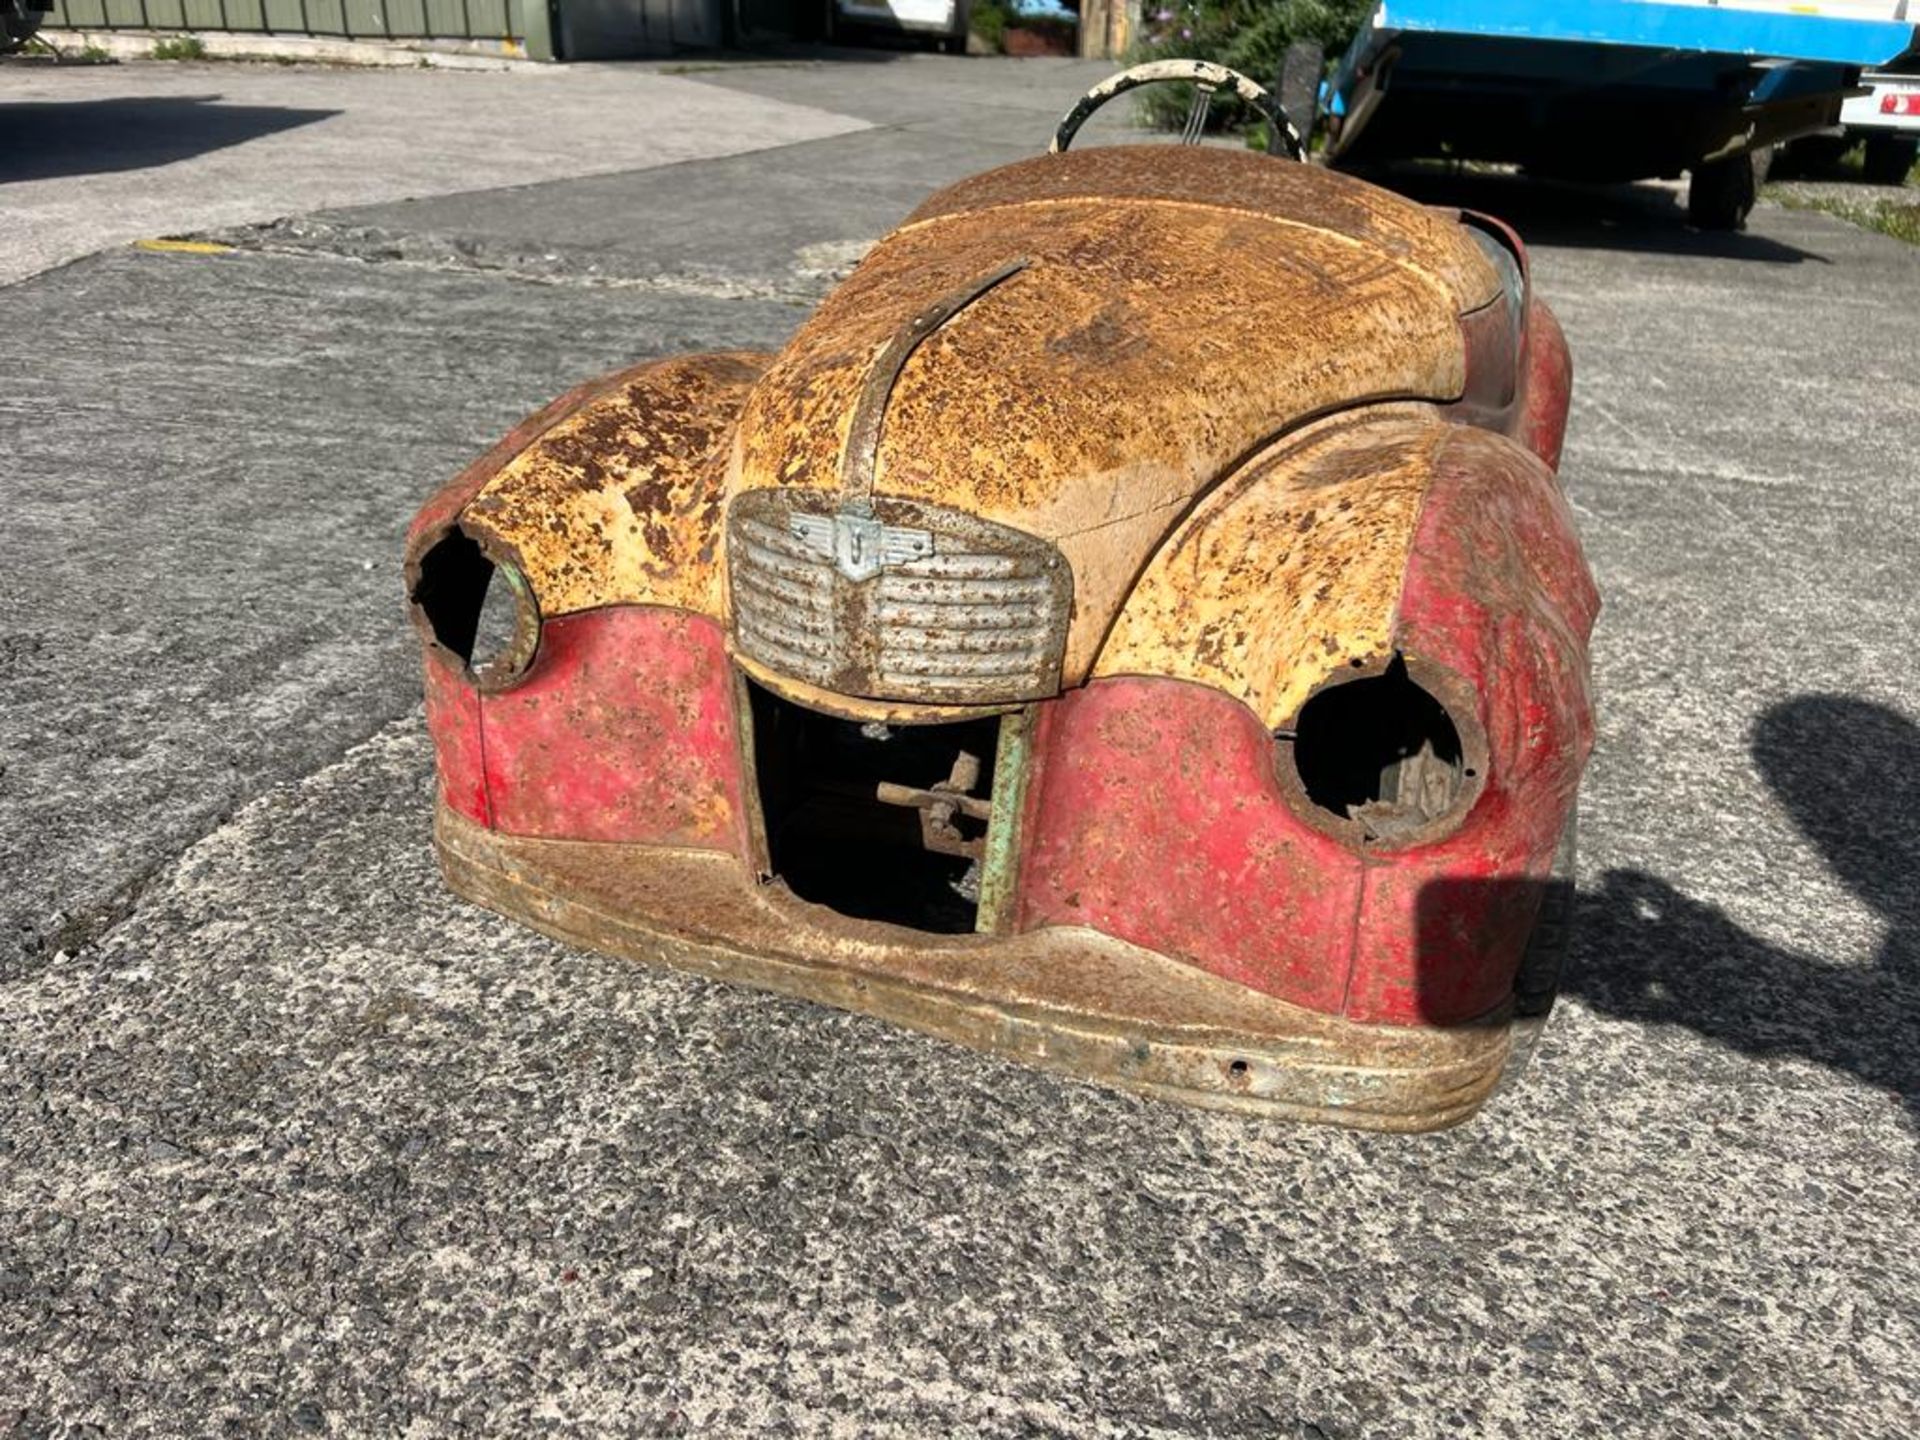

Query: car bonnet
[726,146,1503,685]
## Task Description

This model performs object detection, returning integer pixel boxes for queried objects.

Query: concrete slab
[212,124,1043,302]
[198,54,1127,299]
[0,57,868,285]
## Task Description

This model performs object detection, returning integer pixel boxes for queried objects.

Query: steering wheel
[1049,60,1307,162]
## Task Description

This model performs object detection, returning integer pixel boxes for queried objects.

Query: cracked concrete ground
[3,52,1919,1439]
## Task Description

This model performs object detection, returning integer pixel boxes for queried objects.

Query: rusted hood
[730,147,1499,676]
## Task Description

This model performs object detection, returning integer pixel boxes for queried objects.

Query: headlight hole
[410,526,539,687]
[1289,654,1471,842]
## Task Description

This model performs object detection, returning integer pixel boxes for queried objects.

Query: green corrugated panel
[423,0,485,39]
[48,0,104,28]
[343,0,383,36]
[47,0,522,45]
[302,0,348,36]
[511,0,543,53]
[383,0,427,37]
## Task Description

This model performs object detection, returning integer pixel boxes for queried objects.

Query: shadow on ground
[1357,163,1830,264]
[1566,695,1919,1123]
[0,96,336,184]
[658,40,943,65]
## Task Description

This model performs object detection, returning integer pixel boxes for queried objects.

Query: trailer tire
[1861,134,1918,188]
[1687,154,1756,231]
[1,0,45,52]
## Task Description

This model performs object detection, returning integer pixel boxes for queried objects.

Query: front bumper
[436,800,1516,1132]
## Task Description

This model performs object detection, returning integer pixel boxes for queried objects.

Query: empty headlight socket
[1273,651,1490,849]
[405,521,542,692]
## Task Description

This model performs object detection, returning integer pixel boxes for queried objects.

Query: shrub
[150,34,208,60]
[1130,0,1371,135]
[971,0,1017,52]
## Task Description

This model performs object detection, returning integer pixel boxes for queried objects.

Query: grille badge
[789,510,934,583]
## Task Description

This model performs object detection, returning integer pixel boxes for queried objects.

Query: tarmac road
[3,52,1918,1439]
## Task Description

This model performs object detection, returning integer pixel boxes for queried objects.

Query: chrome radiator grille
[727,490,1072,704]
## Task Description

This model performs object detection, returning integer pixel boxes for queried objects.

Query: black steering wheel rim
[1049,60,1308,162]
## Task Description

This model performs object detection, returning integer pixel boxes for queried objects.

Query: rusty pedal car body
[405,64,1597,1132]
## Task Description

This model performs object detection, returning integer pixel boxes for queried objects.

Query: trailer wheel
[1493,812,1578,1093]
[1687,154,1757,231]
[1861,134,1918,188]
[1,0,45,52]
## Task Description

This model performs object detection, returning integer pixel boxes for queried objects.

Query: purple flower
[1153,7,1172,19]
[1180,25,1192,37]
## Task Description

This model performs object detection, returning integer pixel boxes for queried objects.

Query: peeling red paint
[1016,677,1365,1015]
[1518,298,1574,472]
[423,657,489,827]
[458,608,746,852]
[1345,427,1597,1024]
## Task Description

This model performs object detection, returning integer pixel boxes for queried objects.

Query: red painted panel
[1017,678,1365,1015]
[476,608,747,852]
[1517,298,1573,473]
[1019,430,1595,1029]
[1346,428,1597,1024]
[423,657,489,826]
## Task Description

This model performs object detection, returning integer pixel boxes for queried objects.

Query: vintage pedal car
[405,64,1597,1132]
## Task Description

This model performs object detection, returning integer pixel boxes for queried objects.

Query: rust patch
[900,145,1498,310]
[1095,404,1449,730]
[839,258,1028,510]
[733,197,1473,682]
[462,352,769,619]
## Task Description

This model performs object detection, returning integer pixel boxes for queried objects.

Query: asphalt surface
[4,52,1919,1439]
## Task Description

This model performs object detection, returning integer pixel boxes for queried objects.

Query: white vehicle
[830,0,971,53]
[1839,66,1920,183]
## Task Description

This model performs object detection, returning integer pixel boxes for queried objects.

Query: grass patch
[1768,189,1920,246]
[150,34,207,60]
[970,0,1013,51]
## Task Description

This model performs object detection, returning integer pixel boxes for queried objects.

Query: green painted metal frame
[974,706,1035,936]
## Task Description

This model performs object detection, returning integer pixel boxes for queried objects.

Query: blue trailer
[1322,0,1920,227]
